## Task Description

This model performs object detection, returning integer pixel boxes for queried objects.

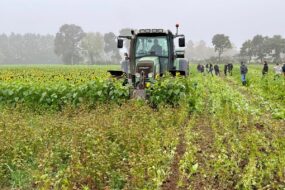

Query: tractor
[108,24,189,98]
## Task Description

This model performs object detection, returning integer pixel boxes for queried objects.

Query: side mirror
[179,37,185,47]
[117,39,124,48]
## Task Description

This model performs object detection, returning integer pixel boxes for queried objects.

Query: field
[0,64,285,190]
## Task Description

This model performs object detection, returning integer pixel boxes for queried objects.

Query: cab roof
[136,29,173,35]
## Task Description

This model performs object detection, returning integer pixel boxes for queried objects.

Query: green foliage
[232,65,285,119]
[0,67,197,109]
[179,73,285,189]
[0,79,129,108]
[1,65,284,190]
[0,103,188,189]
[148,76,189,106]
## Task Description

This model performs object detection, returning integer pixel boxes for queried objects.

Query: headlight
[135,73,140,78]
[148,73,153,78]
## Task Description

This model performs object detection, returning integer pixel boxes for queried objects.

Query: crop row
[230,66,285,119]
[0,76,195,109]
[0,65,115,84]
[0,79,129,108]
[179,74,285,189]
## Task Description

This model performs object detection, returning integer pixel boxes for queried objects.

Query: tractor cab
[134,32,171,74]
[109,25,189,96]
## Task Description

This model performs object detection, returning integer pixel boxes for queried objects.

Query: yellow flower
[146,82,151,88]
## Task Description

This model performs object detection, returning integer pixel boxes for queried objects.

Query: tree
[240,40,254,63]
[81,32,104,64]
[104,32,121,63]
[54,24,85,64]
[0,33,60,64]
[251,35,267,63]
[212,34,232,63]
[266,35,285,63]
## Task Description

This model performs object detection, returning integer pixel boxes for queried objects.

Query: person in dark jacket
[214,64,220,76]
[228,63,233,76]
[262,61,269,76]
[197,64,202,73]
[282,63,285,78]
[224,64,228,76]
[201,64,205,74]
[206,63,209,71]
[240,62,248,86]
[208,63,214,76]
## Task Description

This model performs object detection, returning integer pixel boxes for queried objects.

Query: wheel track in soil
[162,74,284,190]
[178,77,222,190]
[187,115,216,190]
[188,75,284,190]
[161,79,217,190]
[186,83,219,190]
[160,117,189,190]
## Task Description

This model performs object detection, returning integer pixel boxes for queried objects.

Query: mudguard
[108,70,125,77]
[174,59,189,76]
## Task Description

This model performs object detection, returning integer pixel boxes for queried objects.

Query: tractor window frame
[135,35,169,58]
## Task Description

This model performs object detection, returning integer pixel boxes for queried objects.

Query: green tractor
[108,24,189,98]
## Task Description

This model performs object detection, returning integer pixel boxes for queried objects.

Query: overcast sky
[1,0,284,47]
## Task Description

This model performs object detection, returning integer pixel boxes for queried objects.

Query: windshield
[135,36,169,57]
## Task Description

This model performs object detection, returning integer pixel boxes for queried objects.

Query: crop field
[0,64,285,190]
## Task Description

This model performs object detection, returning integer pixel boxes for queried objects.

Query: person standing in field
[121,53,129,73]
[206,63,209,72]
[228,63,233,76]
[224,64,228,76]
[282,63,285,78]
[262,61,269,77]
[208,63,214,76]
[197,64,202,73]
[273,63,282,80]
[240,61,248,86]
[214,64,220,76]
[200,64,205,75]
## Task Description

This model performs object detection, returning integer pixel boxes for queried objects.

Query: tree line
[0,24,284,64]
[240,35,285,63]
[187,34,285,64]
[0,24,131,65]
[0,33,60,64]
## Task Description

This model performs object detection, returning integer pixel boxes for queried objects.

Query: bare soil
[161,118,189,190]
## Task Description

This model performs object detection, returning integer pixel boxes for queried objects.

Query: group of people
[197,63,233,77]
[197,61,285,86]
[262,61,285,79]
[224,63,234,76]
[197,63,219,76]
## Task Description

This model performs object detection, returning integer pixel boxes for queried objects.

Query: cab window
[135,36,168,57]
